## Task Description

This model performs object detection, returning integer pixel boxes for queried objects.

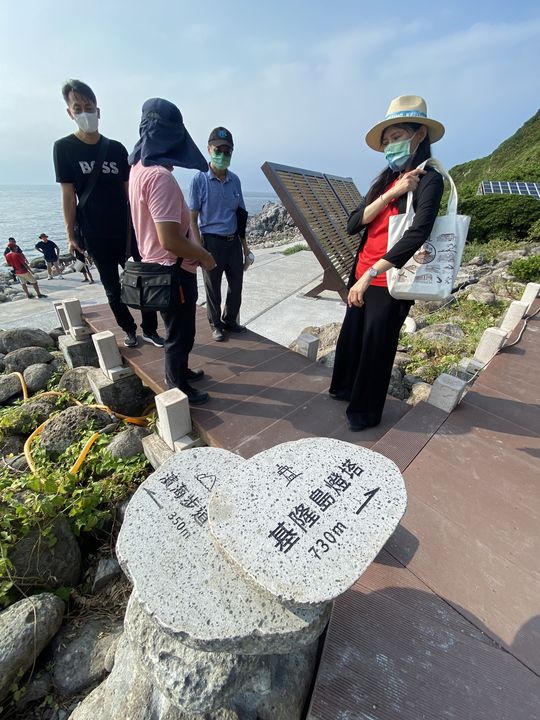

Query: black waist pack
[120,260,179,311]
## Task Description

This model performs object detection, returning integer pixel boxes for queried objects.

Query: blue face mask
[384,137,414,171]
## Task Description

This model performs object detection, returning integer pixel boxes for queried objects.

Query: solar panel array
[261,162,364,299]
[477,181,540,199]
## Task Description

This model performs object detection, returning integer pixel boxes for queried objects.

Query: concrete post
[53,302,70,332]
[473,327,507,366]
[296,333,319,362]
[520,282,540,313]
[155,388,192,450]
[428,373,467,413]
[92,331,133,381]
[63,298,89,340]
[500,301,528,334]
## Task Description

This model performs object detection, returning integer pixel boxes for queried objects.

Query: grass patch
[282,243,310,255]
[461,238,532,264]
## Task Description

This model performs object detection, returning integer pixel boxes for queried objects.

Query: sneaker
[212,328,225,342]
[37,293,47,298]
[179,383,209,405]
[82,278,89,282]
[186,368,204,381]
[224,322,247,333]
[47,276,54,280]
[123,331,138,347]
[142,332,165,347]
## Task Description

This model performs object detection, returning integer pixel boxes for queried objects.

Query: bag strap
[77,137,110,212]
[416,158,458,216]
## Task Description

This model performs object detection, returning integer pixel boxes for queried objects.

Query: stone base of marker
[71,600,319,720]
[58,333,99,369]
[87,367,146,416]
[428,373,467,413]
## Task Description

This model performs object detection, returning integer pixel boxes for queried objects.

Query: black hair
[365,124,432,204]
[8,237,15,241]
[61,79,97,105]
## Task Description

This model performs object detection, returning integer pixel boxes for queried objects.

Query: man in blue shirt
[189,127,250,341]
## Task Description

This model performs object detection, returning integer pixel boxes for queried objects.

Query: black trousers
[201,234,243,329]
[329,285,412,429]
[160,268,198,389]
[89,240,157,335]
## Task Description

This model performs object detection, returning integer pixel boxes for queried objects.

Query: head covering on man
[128,98,207,171]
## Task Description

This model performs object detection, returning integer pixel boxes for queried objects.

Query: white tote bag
[386,158,470,301]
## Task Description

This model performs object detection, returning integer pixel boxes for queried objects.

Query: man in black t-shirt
[35,233,63,279]
[53,79,162,348]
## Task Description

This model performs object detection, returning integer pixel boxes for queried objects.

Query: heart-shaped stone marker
[208,438,407,605]
[117,447,330,654]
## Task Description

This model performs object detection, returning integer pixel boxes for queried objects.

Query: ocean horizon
[0,184,279,261]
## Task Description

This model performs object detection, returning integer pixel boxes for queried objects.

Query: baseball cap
[208,127,233,149]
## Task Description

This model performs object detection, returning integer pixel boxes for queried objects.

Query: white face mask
[73,111,99,133]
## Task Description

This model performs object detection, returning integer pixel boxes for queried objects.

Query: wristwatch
[368,266,379,278]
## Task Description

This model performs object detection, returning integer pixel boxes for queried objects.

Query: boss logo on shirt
[79,160,119,175]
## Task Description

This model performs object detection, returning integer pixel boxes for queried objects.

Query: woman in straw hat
[329,95,445,431]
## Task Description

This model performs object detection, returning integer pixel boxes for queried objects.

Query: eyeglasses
[211,146,232,156]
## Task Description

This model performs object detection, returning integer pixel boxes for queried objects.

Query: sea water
[0,185,278,261]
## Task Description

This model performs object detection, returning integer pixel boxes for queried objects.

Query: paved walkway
[307,303,540,719]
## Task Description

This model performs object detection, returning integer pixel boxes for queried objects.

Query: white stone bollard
[296,333,319,362]
[155,388,192,450]
[91,331,132,381]
[500,301,528,334]
[53,301,70,332]
[473,327,507,366]
[62,298,89,340]
[428,373,467,413]
[520,282,540,313]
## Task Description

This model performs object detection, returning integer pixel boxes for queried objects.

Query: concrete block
[173,434,203,452]
[53,302,70,332]
[155,388,192,450]
[71,325,90,340]
[108,366,134,382]
[473,327,507,366]
[87,368,146,416]
[296,333,319,362]
[428,373,467,413]
[92,331,123,374]
[142,433,174,469]
[520,282,540,312]
[500,301,528,333]
[58,333,99,370]
[62,298,87,339]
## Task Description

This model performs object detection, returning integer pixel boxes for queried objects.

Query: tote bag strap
[416,158,459,216]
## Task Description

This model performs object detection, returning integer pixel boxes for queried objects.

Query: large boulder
[39,405,112,458]
[0,328,54,354]
[3,346,54,374]
[52,618,123,697]
[106,427,150,459]
[8,515,82,590]
[0,433,25,457]
[0,396,57,435]
[58,366,96,396]
[0,593,65,703]
[0,374,22,404]
[23,362,55,394]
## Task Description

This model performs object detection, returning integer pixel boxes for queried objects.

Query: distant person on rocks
[35,233,63,279]
[189,127,251,342]
[329,95,445,431]
[4,238,24,280]
[53,78,163,348]
[128,98,217,404]
[73,248,95,283]
[5,250,47,299]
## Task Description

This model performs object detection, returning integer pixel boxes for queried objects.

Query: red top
[355,179,400,287]
[5,251,29,275]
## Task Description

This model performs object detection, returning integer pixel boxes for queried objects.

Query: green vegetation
[461,237,530,264]
[282,243,310,255]
[401,297,510,383]
[450,110,540,244]
[0,425,150,607]
[509,255,540,283]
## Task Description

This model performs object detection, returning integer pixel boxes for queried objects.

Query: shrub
[458,196,540,244]
[508,255,540,283]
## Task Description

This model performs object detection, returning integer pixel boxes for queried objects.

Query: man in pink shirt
[128,99,216,404]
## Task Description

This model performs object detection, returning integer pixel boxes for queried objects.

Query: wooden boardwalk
[85,301,540,719]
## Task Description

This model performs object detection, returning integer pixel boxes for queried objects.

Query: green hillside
[450,110,540,243]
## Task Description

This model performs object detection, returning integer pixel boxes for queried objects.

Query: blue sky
[0,0,539,192]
